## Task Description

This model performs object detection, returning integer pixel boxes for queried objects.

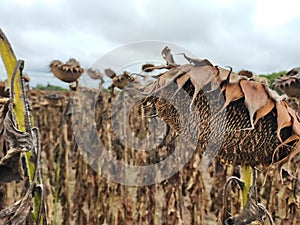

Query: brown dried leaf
[170,74,190,98]
[254,98,275,125]
[0,165,22,184]
[286,141,300,170]
[6,186,33,225]
[158,77,167,88]
[209,73,223,93]
[276,101,292,142]
[240,80,269,128]
[0,200,21,219]
[286,106,300,136]
[229,71,244,83]
[280,218,292,225]
[151,65,193,94]
[265,86,284,101]
[217,67,232,81]
[266,135,300,182]
[271,134,300,163]
[162,64,193,81]
[158,68,182,83]
[3,112,32,153]
[0,100,8,133]
[222,82,244,109]
[0,108,32,183]
[161,46,175,65]
[180,53,213,67]
[224,187,270,225]
[188,66,215,107]
[0,147,28,165]
[175,73,190,90]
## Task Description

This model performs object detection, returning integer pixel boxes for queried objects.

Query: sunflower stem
[241,166,253,207]
[0,28,46,224]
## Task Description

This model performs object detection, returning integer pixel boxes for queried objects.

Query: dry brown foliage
[1,55,300,224]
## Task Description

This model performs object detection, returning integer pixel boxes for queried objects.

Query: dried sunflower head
[274,67,300,98]
[112,72,135,89]
[146,53,300,167]
[50,58,83,83]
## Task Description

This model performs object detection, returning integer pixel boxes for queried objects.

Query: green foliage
[259,71,286,89]
[33,84,67,91]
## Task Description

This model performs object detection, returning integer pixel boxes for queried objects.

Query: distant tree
[32,84,67,91]
[259,71,286,91]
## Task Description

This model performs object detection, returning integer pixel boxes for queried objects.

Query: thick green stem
[241,166,253,207]
[1,27,45,224]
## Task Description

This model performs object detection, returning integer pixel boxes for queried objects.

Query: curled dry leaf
[275,101,293,142]
[222,82,244,110]
[218,176,244,224]
[0,199,21,219]
[224,187,273,225]
[0,104,32,183]
[161,46,175,65]
[286,106,300,136]
[179,52,213,67]
[3,111,32,153]
[188,65,217,108]
[5,185,33,225]
[253,98,275,125]
[240,80,269,128]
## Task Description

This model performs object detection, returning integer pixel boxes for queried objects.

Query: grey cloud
[0,0,300,79]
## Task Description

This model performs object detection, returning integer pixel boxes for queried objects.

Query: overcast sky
[1,0,300,84]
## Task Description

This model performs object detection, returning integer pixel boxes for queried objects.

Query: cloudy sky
[0,0,300,85]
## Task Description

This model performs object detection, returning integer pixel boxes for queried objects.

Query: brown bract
[50,58,84,83]
[146,59,300,167]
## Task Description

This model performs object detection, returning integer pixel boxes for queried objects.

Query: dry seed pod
[238,70,254,78]
[112,72,135,90]
[142,63,155,72]
[104,68,116,79]
[274,67,300,98]
[87,68,104,81]
[146,57,300,167]
[50,58,83,83]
